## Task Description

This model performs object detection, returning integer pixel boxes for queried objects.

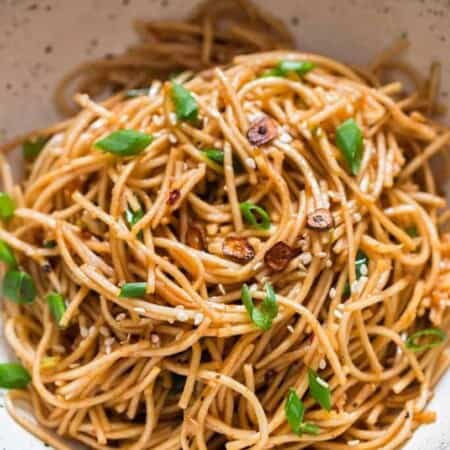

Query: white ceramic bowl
[0,1,449,449]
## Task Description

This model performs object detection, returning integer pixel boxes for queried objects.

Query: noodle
[1,1,450,449]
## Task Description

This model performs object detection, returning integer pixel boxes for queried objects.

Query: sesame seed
[134,307,146,314]
[249,284,258,292]
[329,288,336,299]
[218,284,226,295]
[91,118,106,130]
[360,264,368,276]
[168,112,177,125]
[334,308,343,319]
[325,259,332,268]
[153,115,164,126]
[176,310,188,322]
[89,326,96,336]
[299,252,312,266]
[350,280,359,294]
[253,261,263,271]
[149,82,161,98]
[353,212,362,222]
[317,251,327,258]
[347,440,360,447]
[319,359,327,370]
[279,132,293,144]
[115,313,126,321]
[168,133,178,144]
[80,326,88,338]
[245,157,256,169]
[151,334,160,346]
[287,325,294,333]
[194,312,204,325]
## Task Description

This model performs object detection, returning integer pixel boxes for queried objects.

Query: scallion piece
[203,149,224,165]
[260,60,315,78]
[125,208,144,240]
[43,240,57,249]
[23,136,49,159]
[277,60,316,77]
[95,129,153,156]
[335,118,363,175]
[0,192,15,221]
[241,283,278,331]
[47,292,67,326]
[0,240,17,268]
[355,250,368,279]
[308,368,332,411]
[119,282,147,298]
[240,201,271,230]
[170,82,199,124]
[405,328,446,352]
[285,388,320,435]
[2,271,36,304]
[0,362,31,389]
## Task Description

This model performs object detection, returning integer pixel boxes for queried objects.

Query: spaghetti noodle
[1,2,450,450]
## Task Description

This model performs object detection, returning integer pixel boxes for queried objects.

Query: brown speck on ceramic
[122,0,130,5]
[291,16,299,26]
[45,4,52,11]
[27,3,38,11]
[44,45,53,54]
[5,83,12,91]
[161,0,169,7]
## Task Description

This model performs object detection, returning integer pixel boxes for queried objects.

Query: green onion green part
[43,240,57,249]
[240,201,271,230]
[0,240,17,268]
[0,362,31,389]
[285,389,320,435]
[95,129,153,156]
[336,118,363,175]
[0,192,15,221]
[125,207,144,240]
[170,82,199,124]
[203,149,225,165]
[260,60,315,78]
[308,368,332,411]
[405,328,446,352]
[241,283,278,331]
[119,282,147,298]
[2,271,36,304]
[23,136,49,159]
[47,292,67,326]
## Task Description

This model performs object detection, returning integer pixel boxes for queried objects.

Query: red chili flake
[186,223,206,251]
[222,236,255,263]
[246,116,278,146]
[167,189,181,206]
[306,208,334,231]
[264,241,300,272]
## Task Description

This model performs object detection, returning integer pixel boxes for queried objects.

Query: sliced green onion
[285,388,305,434]
[406,226,418,237]
[343,250,368,298]
[285,389,319,435]
[298,423,320,435]
[260,61,315,78]
[277,60,316,77]
[203,149,224,165]
[47,292,67,326]
[125,88,150,98]
[355,250,369,279]
[0,362,31,389]
[23,136,49,159]
[0,192,15,221]
[240,201,271,230]
[43,240,57,249]
[3,271,36,304]
[125,207,144,240]
[308,368,332,411]
[119,282,147,298]
[405,328,446,352]
[0,240,17,268]
[336,118,363,175]
[170,82,199,124]
[241,283,278,331]
[95,129,153,156]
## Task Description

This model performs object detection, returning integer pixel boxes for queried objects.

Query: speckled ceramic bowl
[0,0,450,449]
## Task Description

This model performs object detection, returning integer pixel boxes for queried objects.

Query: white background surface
[0,0,450,448]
